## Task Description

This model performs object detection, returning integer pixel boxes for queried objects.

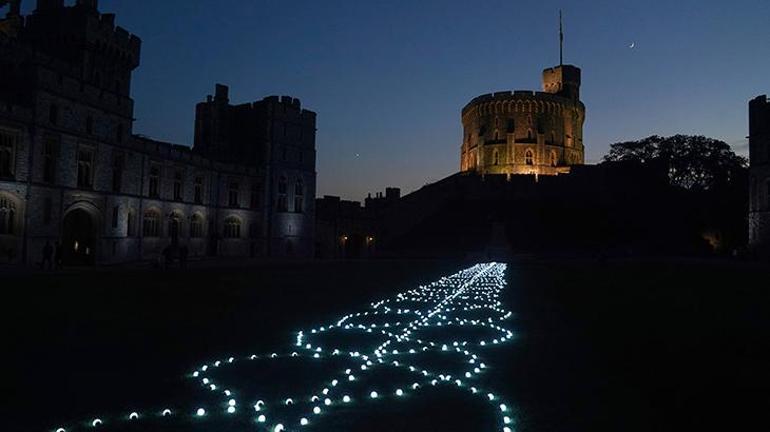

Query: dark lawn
[2,257,769,432]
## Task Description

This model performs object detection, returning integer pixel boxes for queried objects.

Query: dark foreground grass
[2,257,768,431]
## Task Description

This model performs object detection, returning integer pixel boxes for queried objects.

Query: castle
[0,0,316,264]
[460,64,585,176]
[749,95,770,250]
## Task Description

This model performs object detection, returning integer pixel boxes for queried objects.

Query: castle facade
[0,0,316,265]
[460,65,585,176]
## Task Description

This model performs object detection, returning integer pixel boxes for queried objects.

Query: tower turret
[542,65,581,101]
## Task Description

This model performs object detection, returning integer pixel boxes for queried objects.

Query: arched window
[0,195,17,235]
[142,209,160,237]
[294,178,304,213]
[493,151,500,166]
[223,216,241,239]
[525,149,534,166]
[168,212,183,242]
[190,214,203,238]
[550,151,558,167]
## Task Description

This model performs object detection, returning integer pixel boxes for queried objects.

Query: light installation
[51,262,516,431]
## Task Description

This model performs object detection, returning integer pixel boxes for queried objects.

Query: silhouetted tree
[604,135,747,190]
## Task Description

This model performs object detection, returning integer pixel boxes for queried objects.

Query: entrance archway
[62,209,96,265]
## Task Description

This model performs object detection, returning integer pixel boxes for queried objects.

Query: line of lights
[51,262,516,432]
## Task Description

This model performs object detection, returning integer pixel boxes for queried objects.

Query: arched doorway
[62,209,96,265]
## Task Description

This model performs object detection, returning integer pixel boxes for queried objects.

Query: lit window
[142,209,160,237]
[223,216,241,239]
[550,151,558,167]
[525,149,534,165]
[0,195,16,235]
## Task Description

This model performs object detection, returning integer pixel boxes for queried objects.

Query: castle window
[127,209,136,237]
[294,178,304,213]
[116,124,123,144]
[194,176,204,204]
[86,116,93,135]
[49,104,58,125]
[506,119,515,133]
[190,214,203,238]
[223,216,241,239]
[0,195,16,235]
[277,175,288,212]
[250,183,261,209]
[77,148,94,188]
[142,209,160,237]
[493,151,500,166]
[550,151,558,167]
[527,129,533,140]
[112,206,119,229]
[112,153,124,192]
[168,213,182,242]
[0,130,16,179]
[173,171,184,201]
[44,197,52,225]
[148,165,160,198]
[228,181,240,207]
[525,149,534,166]
[478,125,486,137]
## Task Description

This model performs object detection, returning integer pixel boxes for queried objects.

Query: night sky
[18,0,770,200]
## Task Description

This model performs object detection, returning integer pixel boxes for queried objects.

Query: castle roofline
[461,90,583,115]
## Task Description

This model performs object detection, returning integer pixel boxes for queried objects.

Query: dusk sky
[20,0,769,200]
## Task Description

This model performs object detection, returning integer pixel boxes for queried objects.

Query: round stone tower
[460,64,585,176]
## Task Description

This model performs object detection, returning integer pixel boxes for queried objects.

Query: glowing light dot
[324,398,332,406]
[500,403,508,412]
[300,418,309,426]
[91,419,102,427]
[370,391,379,399]
[488,393,495,401]
[196,408,205,417]
[257,414,266,423]
[504,416,512,424]
[313,406,321,415]
[228,399,236,407]
[162,409,172,416]
[227,406,236,414]
[274,424,284,432]
[343,395,351,403]
[396,389,404,396]
[129,412,139,420]
[504,428,512,432]
[285,398,293,405]
[192,371,199,377]
[56,429,66,432]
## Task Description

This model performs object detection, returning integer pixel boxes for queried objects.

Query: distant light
[313,406,321,415]
[91,419,102,427]
[257,414,266,423]
[128,412,139,420]
[395,389,404,396]
[499,403,508,412]
[227,406,236,414]
[274,424,284,432]
[324,398,332,406]
[162,409,172,417]
[196,408,205,417]
[342,395,351,403]
[55,428,66,432]
[300,417,309,425]
[370,391,378,399]
[228,399,236,407]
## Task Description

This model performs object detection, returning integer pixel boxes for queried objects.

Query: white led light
[313,406,321,414]
[162,409,172,416]
[128,412,139,420]
[227,406,235,414]
[91,419,102,427]
[300,417,309,426]
[342,395,351,403]
[196,408,205,417]
[257,414,266,423]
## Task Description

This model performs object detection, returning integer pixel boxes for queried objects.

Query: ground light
[51,263,517,432]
